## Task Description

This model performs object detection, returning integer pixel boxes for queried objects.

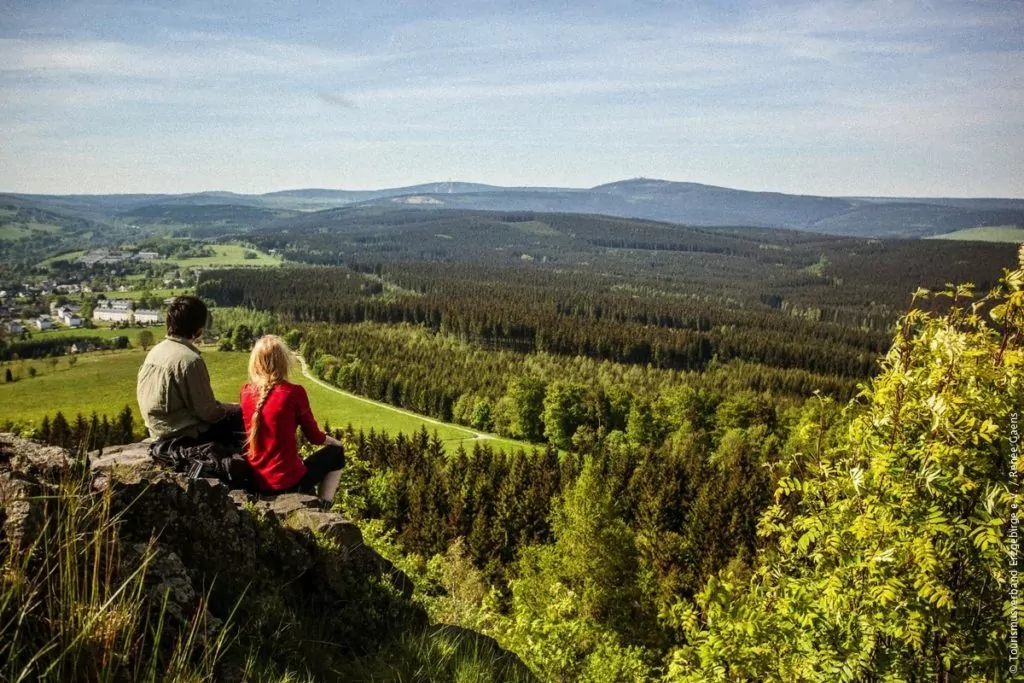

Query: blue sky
[1,0,1022,196]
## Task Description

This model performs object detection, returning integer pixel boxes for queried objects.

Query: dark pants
[148,407,251,487]
[197,405,245,451]
[291,444,345,494]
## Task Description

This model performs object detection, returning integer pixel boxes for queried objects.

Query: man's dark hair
[166,296,209,339]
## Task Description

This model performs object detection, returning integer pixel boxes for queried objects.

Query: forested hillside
[189,254,1022,681]
[175,216,1023,679]
[5,198,1017,680]
[240,208,1012,329]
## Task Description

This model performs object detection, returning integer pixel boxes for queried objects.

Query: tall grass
[0,470,233,682]
[0,449,537,682]
[335,628,539,683]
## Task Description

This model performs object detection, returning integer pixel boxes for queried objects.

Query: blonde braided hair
[246,335,294,457]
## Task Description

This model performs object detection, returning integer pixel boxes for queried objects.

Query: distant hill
[358,179,1024,238]
[119,203,297,232]
[7,179,1023,238]
[0,194,133,262]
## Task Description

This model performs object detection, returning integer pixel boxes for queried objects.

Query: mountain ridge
[6,177,1024,238]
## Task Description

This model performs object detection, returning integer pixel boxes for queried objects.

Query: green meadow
[0,225,33,240]
[0,347,527,454]
[0,210,62,241]
[36,250,87,266]
[31,326,167,342]
[105,288,187,300]
[165,244,282,268]
[926,225,1024,243]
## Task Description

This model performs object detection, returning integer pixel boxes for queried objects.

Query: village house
[5,320,24,335]
[50,302,82,316]
[33,316,53,331]
[93,308,133,324]
[60,311,82,328]
[136,251,161,260]
[102,299,132,310]
[134,309,161,325]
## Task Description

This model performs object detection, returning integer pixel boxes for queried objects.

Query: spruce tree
[38,414,51,443]
[50,412,71,449]
[117,406,135,444]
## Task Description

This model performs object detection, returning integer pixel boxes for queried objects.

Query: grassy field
[37,250,87,265]
[31,326,167,342]
[104,288,187,300]
[0,213,62,241]
[0,225,32,240]
[926,226,1024,243]
[165,244,282,268]
[0,347,528,454]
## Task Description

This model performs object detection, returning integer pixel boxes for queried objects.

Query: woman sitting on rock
[241,335,344,504]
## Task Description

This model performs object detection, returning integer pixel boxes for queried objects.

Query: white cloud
[0,0,1021,194]
[0,35,380,79]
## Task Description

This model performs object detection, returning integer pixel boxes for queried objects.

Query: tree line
[4,406,137,452]
[199,264,888,379]
[291,321,850,446]
[239,207,1013,332]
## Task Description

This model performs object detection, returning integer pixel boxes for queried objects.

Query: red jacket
[240,382,326,492]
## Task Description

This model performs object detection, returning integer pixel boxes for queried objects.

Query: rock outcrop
[87,441,418,615]
[1,434,533,681]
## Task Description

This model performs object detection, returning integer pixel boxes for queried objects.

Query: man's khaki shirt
[136,336,227,440]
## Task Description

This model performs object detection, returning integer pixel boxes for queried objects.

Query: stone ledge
[1,434,532,681]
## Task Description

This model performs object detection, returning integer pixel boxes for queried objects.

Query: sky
[1,0,1022,197]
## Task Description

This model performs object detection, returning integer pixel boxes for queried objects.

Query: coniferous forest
[185,210,1021,681]
[3,0,1023,676]
[14,208,1021,681]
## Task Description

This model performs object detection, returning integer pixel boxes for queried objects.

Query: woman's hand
[324,435,342,447]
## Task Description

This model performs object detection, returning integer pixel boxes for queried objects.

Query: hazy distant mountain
[265,181,502,200]
[373,179,1024,238]
[8,178,1023,238]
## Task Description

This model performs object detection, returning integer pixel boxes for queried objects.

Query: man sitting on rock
[137,296,246,474]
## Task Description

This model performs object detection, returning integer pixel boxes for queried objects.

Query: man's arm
[181,358,227,424]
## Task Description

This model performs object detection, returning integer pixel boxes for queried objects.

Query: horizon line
[3,176,1022,201]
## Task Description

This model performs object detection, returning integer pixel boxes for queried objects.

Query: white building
[102,299,132,310]
[134,309,161,325]
[51,303,81,316]
[60,312,82,328]
[5,320,24,335]
[93,308,133,323]
[136,251,161,260]
[33,316,53,330]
